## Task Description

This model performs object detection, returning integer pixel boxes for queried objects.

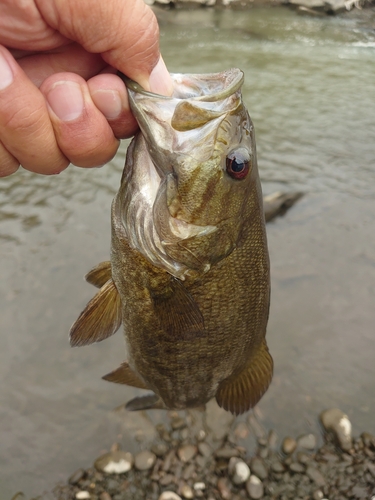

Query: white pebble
[103,458,132,474]
[158,492,182,500]
[231,459,251,484]
[338,416,352,438]
[75,492,90,500]
[193,482,206,490]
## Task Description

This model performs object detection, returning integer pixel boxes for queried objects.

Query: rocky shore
[147,0,375,16]
[50,408,375,500]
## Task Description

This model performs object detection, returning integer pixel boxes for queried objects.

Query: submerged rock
[320,408,353,451]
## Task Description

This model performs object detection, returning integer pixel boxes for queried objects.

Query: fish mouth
[117,69,244,102]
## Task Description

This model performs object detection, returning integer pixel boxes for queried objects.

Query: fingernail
[0,51,14,91]
[91,89,122,120]
[149,56,174,97]
[46,81,84,121]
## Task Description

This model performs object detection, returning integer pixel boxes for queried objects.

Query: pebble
[75,493,90,500]
[179,483,194,499]
[193,482,206,490]
[94,451,133,474]
[246,475,264,499]
[52,407,375,500]
[158,492,182,500]
[249,457,268,480]
[134,450,157,471]
[178,444,197,462]
[320,408,352,451]
[297,433,317,450]
[198,442,212,457]
[215,446,240,459]
[228,457,251,485]
[69,468,86,484]
[171,417,187,430]
[306,465,326,487]
[282,436,297,455]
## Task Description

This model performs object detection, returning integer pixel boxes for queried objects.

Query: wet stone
[216,446,240,459]
[179,484,194,499]
[228,457,251,485]
[171,417,187,430]
[95,451,133,474]
[320,408,352,452]
[99,493,111,500]
[198,442,212,458]
[152,442,169,457]
[250,457,268,480]
[158,492,182,500]
[69,468,86,485]
[282,437,297,455]
[217,477,232,500]
[159,473,175,486]
[306,465,326,487]
[134,450,157,471]
[271,460,285,473]
[178,444,197,463]
[289,462,305,473]
[75,493,90,500]
[297,452,311,464]
[234,422,249,440]
[246,475,264,499]
[312,490,324,500]
[297,433,317,450]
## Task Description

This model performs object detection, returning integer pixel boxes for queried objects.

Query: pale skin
[0,0,173,177]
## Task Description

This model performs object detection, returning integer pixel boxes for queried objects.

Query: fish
[70,68,274,415]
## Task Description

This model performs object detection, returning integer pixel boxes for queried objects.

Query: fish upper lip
[117,70,244,102]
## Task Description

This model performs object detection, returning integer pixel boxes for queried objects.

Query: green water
[0,6,374,497]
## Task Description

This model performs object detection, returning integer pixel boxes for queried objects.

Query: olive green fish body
[70,69,273,415]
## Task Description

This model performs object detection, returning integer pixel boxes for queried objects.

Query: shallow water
[1,6,375,498]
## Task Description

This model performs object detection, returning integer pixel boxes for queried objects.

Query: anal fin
[85,261,112,288]
[70,279,122,347]
[216,340,273,416]
[125,393,164,411]
[102,362,148,390]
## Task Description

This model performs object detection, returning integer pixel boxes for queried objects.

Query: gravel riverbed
[48,408,375,500]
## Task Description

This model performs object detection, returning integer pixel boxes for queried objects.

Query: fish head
[121,69,262,279]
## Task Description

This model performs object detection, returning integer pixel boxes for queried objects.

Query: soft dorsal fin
[216,340,273,415]
[152,277,205,341]
[102,362,148,389]
[70,279,122,347]
[85,261,112,288]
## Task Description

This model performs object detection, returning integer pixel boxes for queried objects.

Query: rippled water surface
[1,7,374,497]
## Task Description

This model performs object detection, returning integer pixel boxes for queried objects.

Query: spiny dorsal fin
[216,340,273,415]
[125,393,164,411]
[152,277,205,341]
[85,261,112,288]
[70,279,122,347]
[102,362,148,389]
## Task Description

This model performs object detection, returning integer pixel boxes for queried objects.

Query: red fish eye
[226,148,251,180]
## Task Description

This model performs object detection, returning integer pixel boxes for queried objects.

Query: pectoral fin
[125,393,165,411]
[70,279,122,347]
[216,340,273,415]
[102,362,148,390]
[85,261,112,288]
[152,277,205,340]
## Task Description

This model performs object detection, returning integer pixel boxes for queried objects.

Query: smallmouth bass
[70,69,273,415]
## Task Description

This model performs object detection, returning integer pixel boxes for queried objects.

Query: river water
[1,6,374,498]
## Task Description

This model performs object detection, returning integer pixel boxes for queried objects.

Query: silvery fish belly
[70,69,273,415]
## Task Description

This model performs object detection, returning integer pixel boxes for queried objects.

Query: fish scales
[70,69,273,415]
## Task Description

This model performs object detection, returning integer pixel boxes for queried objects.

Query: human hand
[0,0,173,176]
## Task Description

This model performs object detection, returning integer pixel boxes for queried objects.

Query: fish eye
[226,148,251,180]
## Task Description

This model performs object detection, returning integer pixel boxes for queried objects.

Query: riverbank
[148,0,375,15]
[49,407,375,500]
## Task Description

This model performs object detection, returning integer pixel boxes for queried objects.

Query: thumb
[35,0,173,95]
